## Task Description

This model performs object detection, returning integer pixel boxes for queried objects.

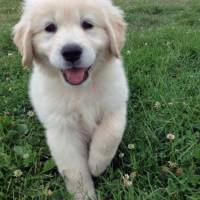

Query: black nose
[61,44,83,63]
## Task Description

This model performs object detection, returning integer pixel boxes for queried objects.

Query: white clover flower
[8,53,13,57]
[126,50,131,55]
[122,174,133,187]
[128,144,135,150]
[123,179,133,187]
[124,174,129,179]
[48,189,53,196]
[119,153,125,158]
[14,169,23,177]
[154,101,161,109]
[27,111,35,117]
[167,133,175,140]
[23,153,30,159]
[130,172,137,179]
[168,161,177,169]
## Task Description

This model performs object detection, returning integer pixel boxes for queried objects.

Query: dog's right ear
[13,21,33,67]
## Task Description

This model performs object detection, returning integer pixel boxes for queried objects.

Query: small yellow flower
[14,169,23,177]
[167,133,175,140]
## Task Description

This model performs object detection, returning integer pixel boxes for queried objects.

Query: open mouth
[61,68,90,85]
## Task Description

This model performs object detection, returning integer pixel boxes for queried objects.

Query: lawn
[0,0,200,199]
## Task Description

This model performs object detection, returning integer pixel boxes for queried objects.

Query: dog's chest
[63,94,103,136]
[30,67,126,136]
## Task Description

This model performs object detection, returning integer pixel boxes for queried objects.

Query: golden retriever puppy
[13,0,128,199]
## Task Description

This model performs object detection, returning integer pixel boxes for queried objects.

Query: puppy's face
[14,0,126,86]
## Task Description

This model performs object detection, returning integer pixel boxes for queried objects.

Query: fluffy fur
[13,0,128,199]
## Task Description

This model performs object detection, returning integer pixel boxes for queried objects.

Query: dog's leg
[46,128,96,200]
[89,106,127,177]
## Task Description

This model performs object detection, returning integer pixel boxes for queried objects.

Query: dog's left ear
[13,21,33,67]
[105,6,127,58]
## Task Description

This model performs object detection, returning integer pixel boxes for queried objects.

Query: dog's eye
[81,20,94,30]
[45,23,57,33]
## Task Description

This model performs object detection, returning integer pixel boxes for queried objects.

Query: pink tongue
[63,68,86,85]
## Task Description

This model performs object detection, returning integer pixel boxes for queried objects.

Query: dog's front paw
[88,151,111,177]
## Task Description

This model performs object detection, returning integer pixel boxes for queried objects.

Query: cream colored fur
[13,0,128,199]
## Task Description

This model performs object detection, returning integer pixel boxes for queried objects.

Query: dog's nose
[61,44,83,63]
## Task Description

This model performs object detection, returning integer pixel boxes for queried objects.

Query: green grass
[0,0,200,199]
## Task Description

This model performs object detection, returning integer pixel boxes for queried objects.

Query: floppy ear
[13,21,33,67]
[105,7,127,58]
